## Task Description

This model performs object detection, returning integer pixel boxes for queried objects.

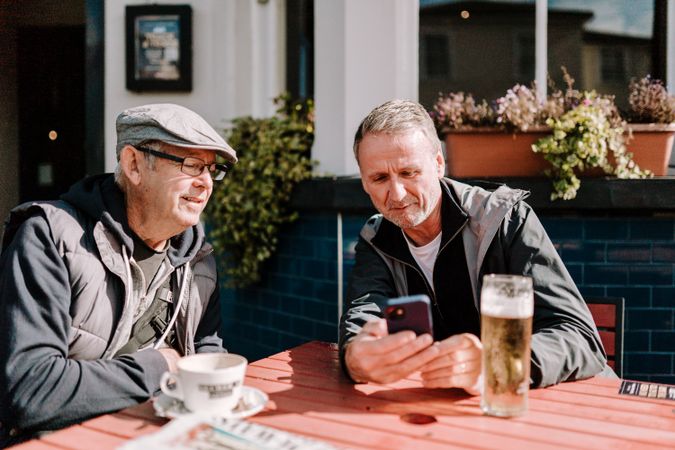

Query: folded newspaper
[118,414,343,450]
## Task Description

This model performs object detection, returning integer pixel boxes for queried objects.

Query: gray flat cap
[116,103,237,163]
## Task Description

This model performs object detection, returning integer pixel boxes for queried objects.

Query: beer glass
[480,274,534,417]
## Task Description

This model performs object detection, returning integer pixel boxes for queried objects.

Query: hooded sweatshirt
[0,174,223,442]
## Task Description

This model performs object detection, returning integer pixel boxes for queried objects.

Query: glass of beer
[480,274,534,417]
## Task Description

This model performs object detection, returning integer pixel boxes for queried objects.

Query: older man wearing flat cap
[0,104,237,443]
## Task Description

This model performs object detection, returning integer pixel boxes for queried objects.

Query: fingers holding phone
[345,318,437,384]
[420,333,482,395]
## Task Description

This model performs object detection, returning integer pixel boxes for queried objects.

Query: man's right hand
[345,318,438,384]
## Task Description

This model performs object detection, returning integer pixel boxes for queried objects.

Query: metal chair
[585,297,625,378]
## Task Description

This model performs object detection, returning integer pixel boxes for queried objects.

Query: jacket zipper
[178,246,211,355]
[145,245,212,355]
[367,216,470,327]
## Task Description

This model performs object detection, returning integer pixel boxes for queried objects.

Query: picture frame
[125,4,192,92]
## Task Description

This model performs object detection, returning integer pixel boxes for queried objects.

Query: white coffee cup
[160,353,247,414]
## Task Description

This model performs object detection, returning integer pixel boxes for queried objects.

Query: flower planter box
[444,124,675,178]
[444,127,550,178]
[626,123,675,176]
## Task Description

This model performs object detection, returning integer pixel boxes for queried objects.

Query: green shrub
[206,94,314,288]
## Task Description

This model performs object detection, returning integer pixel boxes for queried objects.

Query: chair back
[585,297,625,378]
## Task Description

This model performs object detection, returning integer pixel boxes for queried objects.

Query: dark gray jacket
[340,178,614,388]
[0,174,223,441]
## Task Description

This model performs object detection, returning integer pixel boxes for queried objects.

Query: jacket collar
[370,180,469,265]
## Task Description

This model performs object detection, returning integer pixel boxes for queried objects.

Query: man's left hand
[419,333,482,395]
[158,348,181,372]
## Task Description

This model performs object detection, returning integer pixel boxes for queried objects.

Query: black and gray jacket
[0,174,223,440]
[340,178,614,388]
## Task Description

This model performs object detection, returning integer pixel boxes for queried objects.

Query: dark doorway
[286,0,314,100]
[17,26,86,202]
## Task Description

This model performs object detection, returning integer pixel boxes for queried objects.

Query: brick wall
[540,217,675,384]
[220,213,339,362]
[220,212,675,383]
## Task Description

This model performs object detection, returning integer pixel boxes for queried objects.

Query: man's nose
[194,167,213,189]
[388,179,407,201]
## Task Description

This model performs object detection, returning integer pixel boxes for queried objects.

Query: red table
[12,341,675,449]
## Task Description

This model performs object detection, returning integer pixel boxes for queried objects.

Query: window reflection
[419,0,657,112]
[421,34,451,79]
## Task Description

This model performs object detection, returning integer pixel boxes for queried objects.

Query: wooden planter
[625,123,675,176]
[444,124,675,178]
[444,127,550,178]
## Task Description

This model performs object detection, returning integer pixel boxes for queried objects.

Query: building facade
[1,0,674,383]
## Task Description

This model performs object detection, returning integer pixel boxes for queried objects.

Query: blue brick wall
[220,213,339,362]
[220,212,675,383]
[540,217,675,383]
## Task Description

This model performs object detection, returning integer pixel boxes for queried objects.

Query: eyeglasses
[136,146,229,181]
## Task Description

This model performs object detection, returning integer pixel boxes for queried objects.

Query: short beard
[384,188,441,229]
[384,205,429,229]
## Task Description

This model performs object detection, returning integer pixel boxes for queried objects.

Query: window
[420,33,450,79]
[286,0,314,99]
[419,0,660,100]
[514,33,535,81]
[601,47,626,82]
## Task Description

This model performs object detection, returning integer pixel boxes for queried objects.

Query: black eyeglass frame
[135,146,229,181]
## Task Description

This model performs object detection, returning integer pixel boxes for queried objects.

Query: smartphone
[382,294,434,336]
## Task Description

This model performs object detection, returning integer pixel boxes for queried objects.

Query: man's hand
[419,333,482,395]
[158,348,181,372]
[345,319,438,384]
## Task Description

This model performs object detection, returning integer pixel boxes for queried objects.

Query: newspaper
[118,414,343,450]
[619,380,675,401]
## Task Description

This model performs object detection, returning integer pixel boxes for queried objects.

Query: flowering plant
[432,69,659,200]
[432,92,495,130]
[626,75,675,124]
[533,92,647,200]
[494,84,546,131]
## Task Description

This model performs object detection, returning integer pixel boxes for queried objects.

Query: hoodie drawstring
[153,263,190,350]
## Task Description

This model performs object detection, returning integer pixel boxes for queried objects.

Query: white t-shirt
[404,230,442,293]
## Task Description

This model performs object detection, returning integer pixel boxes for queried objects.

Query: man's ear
[119,145,143,186]
[435,149,446,178]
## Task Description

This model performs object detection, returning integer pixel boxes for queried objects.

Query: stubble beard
[383,187,441,230]
[383,201,429,229]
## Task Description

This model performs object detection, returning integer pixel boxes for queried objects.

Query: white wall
[313,0,419,176]
[104,0,286,172]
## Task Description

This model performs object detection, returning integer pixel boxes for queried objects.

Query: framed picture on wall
[125,4,192,92]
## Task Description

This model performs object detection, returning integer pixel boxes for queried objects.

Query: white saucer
[153,386,269,420]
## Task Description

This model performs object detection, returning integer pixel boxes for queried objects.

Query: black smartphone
[382,294,434,336]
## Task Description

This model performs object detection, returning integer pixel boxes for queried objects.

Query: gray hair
[353,99,441,164]
[113,140,163,189]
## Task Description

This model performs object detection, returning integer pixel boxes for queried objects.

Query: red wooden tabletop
[12,341,675,449]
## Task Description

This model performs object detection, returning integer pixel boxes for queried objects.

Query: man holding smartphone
[339,100,614,394]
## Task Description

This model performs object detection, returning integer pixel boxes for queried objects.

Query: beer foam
[480,291,533,318]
